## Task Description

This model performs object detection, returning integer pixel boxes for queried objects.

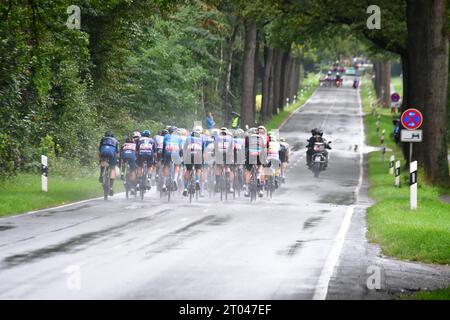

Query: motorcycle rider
[306,128,331,168]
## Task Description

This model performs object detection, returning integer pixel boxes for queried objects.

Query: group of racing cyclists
[98,124,291,200]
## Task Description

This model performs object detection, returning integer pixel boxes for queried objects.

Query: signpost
[391,93,400,113]
[41,155,48,192]
[389,155,395,175]
[395,161,401,187]
[400,108,423,166]
[400,108,423,210]
[410,161,418,209]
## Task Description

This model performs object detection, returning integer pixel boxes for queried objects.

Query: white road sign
[401,129,422,142]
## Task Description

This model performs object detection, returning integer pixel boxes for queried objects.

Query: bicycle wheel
[141,161,147,200]
[124,164,129,199]
[103,164,110,201]
[250,166,257,202]
[168,161,174,202]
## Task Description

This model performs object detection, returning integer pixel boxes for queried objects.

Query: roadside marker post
[395,161,401,187]
[410,161,418,210]
[389,155,395,175]
[41,155,48,192]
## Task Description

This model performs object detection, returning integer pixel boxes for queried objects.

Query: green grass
[361,77,450,265]
[266,73,320,131]
[0,173,124,217]
[399,287,450,300]
[391,76,403,96]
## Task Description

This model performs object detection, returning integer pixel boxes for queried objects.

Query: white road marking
[312,86,365,300]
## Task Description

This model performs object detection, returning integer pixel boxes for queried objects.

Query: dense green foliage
[0,1,239,176]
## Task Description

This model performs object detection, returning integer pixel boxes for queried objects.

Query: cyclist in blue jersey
[214,127,235,193]
[154,129,167,182]
[182,126,205,197]
[98,131,119,196]
[162,126,183,191]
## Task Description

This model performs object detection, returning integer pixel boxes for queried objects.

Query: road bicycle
[249,164,258,202]
[140,160,148,200]
[102,159,111,201]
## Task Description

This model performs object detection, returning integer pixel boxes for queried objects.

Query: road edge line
[312,83,365,300]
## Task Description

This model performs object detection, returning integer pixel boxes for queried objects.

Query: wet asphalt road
[0,81,364,299]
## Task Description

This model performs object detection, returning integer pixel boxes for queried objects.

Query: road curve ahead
[0,81,363,299]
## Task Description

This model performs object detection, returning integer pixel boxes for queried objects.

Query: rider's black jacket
[306,135,331,150]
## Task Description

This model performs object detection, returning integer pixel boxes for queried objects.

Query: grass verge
[266,73,320,130]
[399,287,450,300]
[361,76,450,265]
[0,172,124,217]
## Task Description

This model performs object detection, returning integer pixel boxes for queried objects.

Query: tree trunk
[405,0,429,165]
[289,58,299,101]
[373,61,380,98]
[272,49,283,115]
[422,0,449,184]
[279,51,290,110]
[380,60,391,108]
[240,21,257,129]
[223,25,237,127]
[253,30,259,123]
[261,46,274,122]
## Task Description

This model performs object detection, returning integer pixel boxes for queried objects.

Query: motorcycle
[310,141,331,178]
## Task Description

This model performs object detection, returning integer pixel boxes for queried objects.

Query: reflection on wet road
[0,82,363,299]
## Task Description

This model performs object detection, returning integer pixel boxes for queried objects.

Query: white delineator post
[410,161,417,210]
[41,155,48,192]
[395,160,400,187]
[389,155,395,175]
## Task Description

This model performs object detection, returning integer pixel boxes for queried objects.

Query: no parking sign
[401,108,423,130]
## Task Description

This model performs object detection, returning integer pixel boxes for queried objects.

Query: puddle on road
[0,225,15,231]
[277,240,303,256]
[291,142,304,152]
[318,192,356,206]
[206,215,231,226]
[1,208,171,268]
[39,204,94,216]
[340,180,357,187]
[303,217,323,229]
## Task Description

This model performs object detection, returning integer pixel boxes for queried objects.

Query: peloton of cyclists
[99,121,291,200]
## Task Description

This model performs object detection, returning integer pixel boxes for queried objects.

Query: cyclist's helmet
[257,125,267,134]
[161,129,169,136]
[105,130,114,137]
[142,130,151,137]
[220,127,229,135]
[234,128,244,137]
[193,125,203,134]
[280,137,286,142]
[133,131,141,139]
[203,129,210,136]
[125,136,133,143]
[211,128,220,136]
[169,126,178,134]
[311,128,319,135]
